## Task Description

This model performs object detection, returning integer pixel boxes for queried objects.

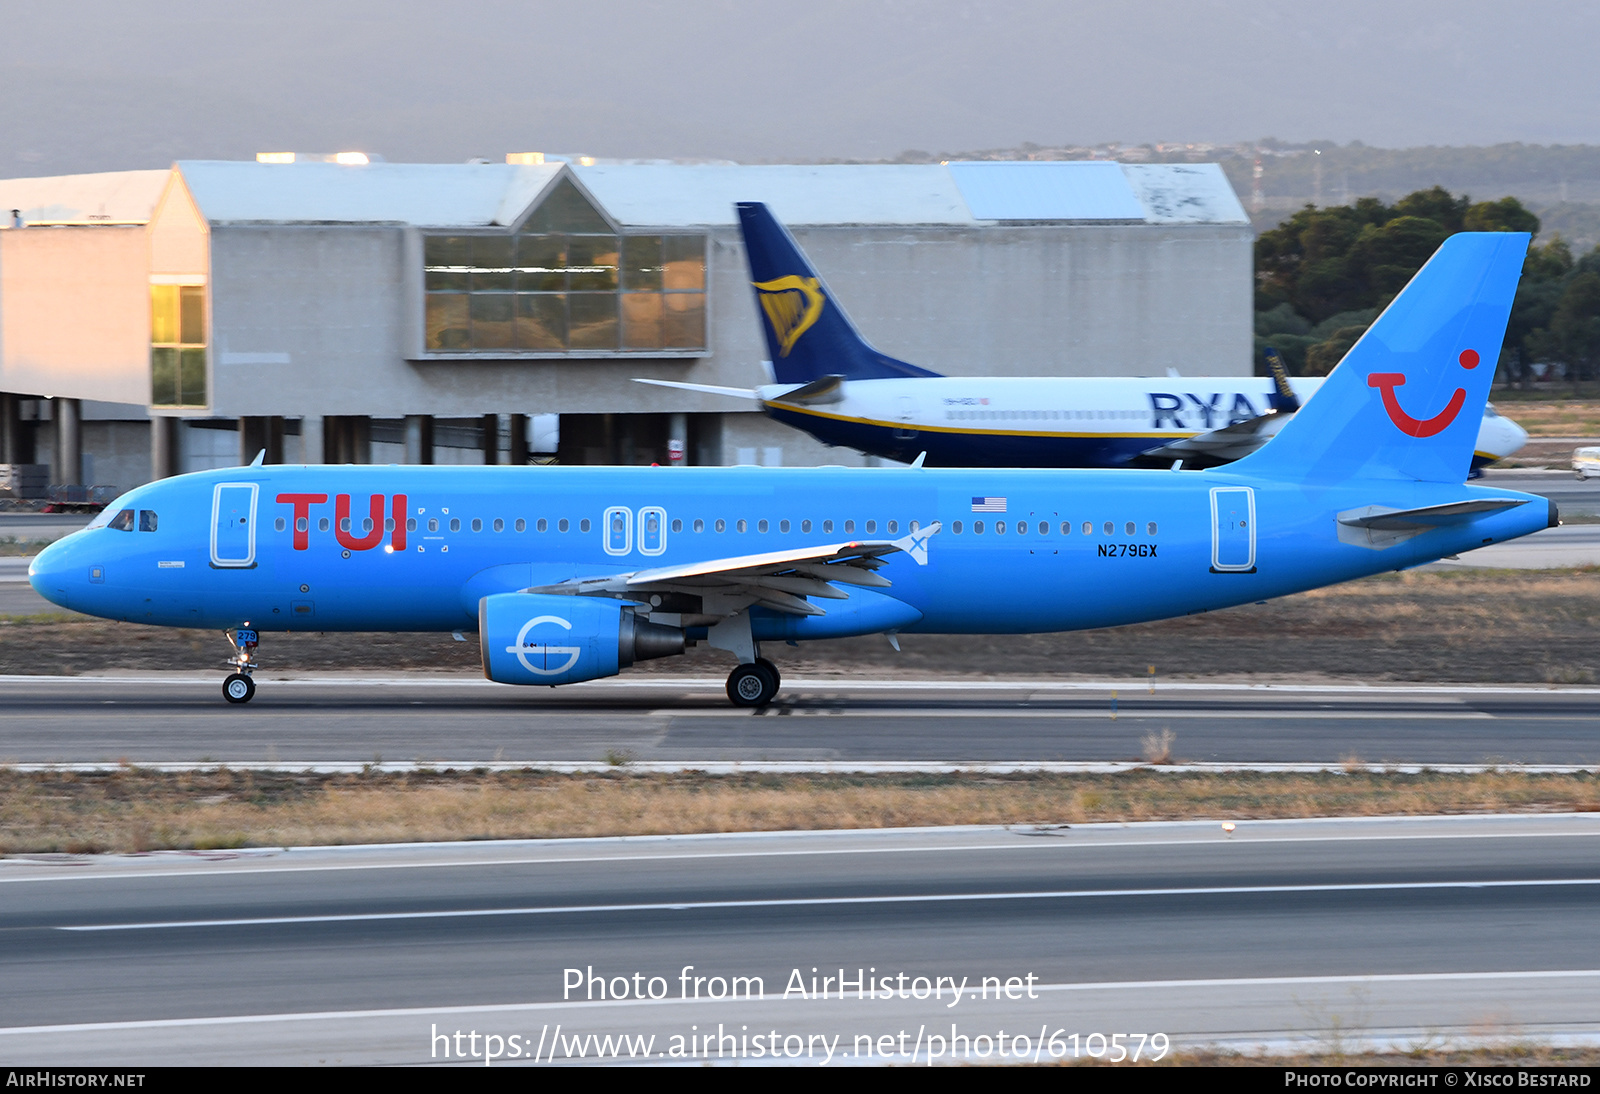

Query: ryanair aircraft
[30,232,1552,708]
[637,203,1528,473]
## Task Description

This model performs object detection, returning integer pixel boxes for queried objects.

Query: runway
[2,814,1598,1064]
[3,675,1600,766]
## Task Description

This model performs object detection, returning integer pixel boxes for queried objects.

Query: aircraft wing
[1140,412,1288,463]
[526,524,941,617]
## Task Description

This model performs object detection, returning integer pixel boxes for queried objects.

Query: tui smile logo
[1367,349,1480,437]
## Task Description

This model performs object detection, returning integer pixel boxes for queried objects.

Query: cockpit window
[138,510,158,532]
[107,509,135,531]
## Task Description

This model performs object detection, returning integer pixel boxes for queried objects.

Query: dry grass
[3,768,1598,855]
[1489,397,1600,437]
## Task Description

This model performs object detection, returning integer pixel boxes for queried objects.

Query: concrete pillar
[0,393,20,465]
[351,416,371,465]
[150,416,181,480]
[481,413,500,465]
[238,416,286,466]
[404,415,434,465]
[300,415,323,464]
[52,397,81,486]
[322,416,370,464]
[667,412,687,467]
[508,413,528,465]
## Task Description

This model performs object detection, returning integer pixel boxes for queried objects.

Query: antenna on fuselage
[249,450,266,467]
[909,451,928,469]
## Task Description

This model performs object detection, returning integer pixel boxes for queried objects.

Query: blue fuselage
[29,463,1551,642]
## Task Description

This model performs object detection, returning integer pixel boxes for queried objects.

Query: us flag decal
[970,497,1007,512]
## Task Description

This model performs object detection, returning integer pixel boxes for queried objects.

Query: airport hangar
[0,158,1252,495]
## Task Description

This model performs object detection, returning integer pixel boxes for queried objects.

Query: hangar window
[422,176,707,356]
[150,283,207,408]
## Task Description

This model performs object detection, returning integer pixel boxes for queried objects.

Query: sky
[3,1,1597,176]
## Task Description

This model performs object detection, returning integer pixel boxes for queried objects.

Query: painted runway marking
[57,876,1600,931]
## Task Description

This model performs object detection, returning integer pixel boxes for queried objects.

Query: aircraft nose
[28,538,76,610]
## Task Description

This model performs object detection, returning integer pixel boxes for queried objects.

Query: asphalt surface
[3,676,1599,766]
[1,815,1598,1064]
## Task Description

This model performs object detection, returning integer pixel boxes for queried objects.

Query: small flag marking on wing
[971,497,1007,513]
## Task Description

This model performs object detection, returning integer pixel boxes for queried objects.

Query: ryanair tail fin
[735,202,941,384]
[1233,232,1529,484]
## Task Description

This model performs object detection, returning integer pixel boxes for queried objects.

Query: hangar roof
[0,170,170,225]
[1,161,1249,231]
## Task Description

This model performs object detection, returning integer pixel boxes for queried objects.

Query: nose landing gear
[222,627,259,704]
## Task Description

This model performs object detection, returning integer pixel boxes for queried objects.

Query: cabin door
[211,483,259,568]
[1209,486,1256,573]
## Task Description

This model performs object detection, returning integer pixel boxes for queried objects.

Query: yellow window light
[334,152,370,166]
[506,152,545,165]
[256,152,296,164]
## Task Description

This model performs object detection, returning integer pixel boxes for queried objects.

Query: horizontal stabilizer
[1337,498,1529,549]
[1141,412,1287,464]
[769,374,845,405]
[631,378,759,401]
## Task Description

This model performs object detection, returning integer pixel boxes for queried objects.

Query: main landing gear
[726,657,781,708]
[222,626,259,704]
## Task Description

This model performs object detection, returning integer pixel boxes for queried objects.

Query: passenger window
[887,520,897,533]
[515,518,526,532]
[801,520,812,533]
[909,520,918,531]
[1104,522,1114,535]
[428,518,439,532]
[362,518,373,532]
[672,519,682,533]
[472,518,482,532]
[1125,521,1135,535]
[1039,522,1048,535]
[736,519,747,533]
[580,519,591,533]
[715,519,725,533]
[108,509,135,531]
[537,518,548,532]
[693,519,704,533]
[1082,522,1092,535]
[407,518,417,532]
[1061,522,1070,535]
[953,520,963,534]
[319,518,330,532]
[995,521,1006,535]
[558,518,569,532]
[274,517,286,532]
[450,518,461,532]
[1016,521,1026,535]
[339,518,351,532]
[758,519,768,533]
[844,520,854,533]
[1148,521,1158,535]
[823,520,833,533]
[385,518,394,531]
[779,519,789,533]
[493,518,504,532]
[974,521,984,534]
[297,517,308,533]
[865,520,876,533]
[139,510,159,532]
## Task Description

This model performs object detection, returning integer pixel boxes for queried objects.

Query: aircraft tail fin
[1233,232,1529,484]
[735,202,941,384]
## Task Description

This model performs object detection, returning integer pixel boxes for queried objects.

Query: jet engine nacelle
[479,592,685,685]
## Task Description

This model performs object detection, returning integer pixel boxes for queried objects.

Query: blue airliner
[637,203,1528,472]
[30,231,1552,707]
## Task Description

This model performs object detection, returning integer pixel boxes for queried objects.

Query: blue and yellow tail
[1236,232,1529,484]
[735,202,941,384]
